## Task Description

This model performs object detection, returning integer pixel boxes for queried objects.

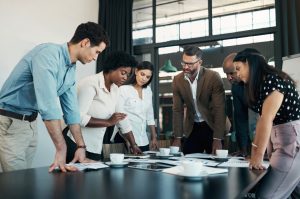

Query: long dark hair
[233,49,295,106]
[126,61,154,88]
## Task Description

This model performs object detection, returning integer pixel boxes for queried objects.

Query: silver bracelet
[213,138,222,141]
[251,142,258,148]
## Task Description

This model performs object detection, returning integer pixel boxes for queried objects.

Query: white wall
[282,54,300,92]
[0,0,99,168]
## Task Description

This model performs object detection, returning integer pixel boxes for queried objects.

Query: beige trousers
[256,120,300,199]
[0,115,37,172]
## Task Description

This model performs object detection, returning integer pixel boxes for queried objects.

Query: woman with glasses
[63,51,142,162]
[113,61,158,152]
[233,49,300,199]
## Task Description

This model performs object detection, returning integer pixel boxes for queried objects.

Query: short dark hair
[127,61,154,88]
[102,51,137,73]
[70,22,110,47]
[183,45,203,59]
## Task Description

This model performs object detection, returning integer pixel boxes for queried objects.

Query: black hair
[126,61,154,88]
[102,51,137,73]
[233,48,295,106]
[69,22,110,47]
[183,45,203,59]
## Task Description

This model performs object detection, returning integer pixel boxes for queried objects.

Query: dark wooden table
[0,166,266,199]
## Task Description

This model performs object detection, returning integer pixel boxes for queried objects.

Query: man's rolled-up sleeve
[60,84,81,125]
[31,51,63,121]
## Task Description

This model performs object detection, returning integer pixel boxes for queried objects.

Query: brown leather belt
[0,109,38,122]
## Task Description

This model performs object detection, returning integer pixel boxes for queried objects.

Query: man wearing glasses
[172,45,226,154]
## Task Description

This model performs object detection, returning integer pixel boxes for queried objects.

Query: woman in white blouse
[63,51,142,162]
[116,61,158,151]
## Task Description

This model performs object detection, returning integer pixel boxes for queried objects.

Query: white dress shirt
[184,70,204,123]
[116,85,155,147]
[68,72,131,154]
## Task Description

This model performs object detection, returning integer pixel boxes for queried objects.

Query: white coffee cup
[159,148,170,156]
[216,150,228,158]
[170,146,180,154]
[110,153,124,164]
[181,160,203,176]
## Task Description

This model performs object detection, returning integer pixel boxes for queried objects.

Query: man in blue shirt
[0,22,109,172]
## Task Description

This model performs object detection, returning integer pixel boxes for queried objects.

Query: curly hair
[102,51,137,73]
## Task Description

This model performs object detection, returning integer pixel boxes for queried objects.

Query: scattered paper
[125,158,157,163]
[218,159,270,168]
[184,153,212,159]
[162,165,228,176]
[65,162,109,171]
[124,154,151,159]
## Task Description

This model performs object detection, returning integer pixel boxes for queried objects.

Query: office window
[270,8,276,26]
[212,0,275,35]
[253,34,274,43]
[180,19,208,39]
[156,24,179,43]
[219,34,274,47]
[236,12,252,32]
[132,0,153,45]
[253,9,275,29]
[155,0,208,43]
[220,15,236,34]
[158,46,180,55]
[133,28,153,45]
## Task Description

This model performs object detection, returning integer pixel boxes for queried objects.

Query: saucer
[212,156,229,162]
[177,171,208,181]
[170,152,182,157]
[105,161,129,168]
[155,154,173,159]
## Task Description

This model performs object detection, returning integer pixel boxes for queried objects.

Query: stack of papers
[218,159,269,168]
[124,154,151,159]
[65,162,109,171]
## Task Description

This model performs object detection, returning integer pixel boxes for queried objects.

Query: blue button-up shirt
[0,43,80,124]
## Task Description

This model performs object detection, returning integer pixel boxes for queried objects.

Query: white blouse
[67,72,131,154]
[116,85,155,147]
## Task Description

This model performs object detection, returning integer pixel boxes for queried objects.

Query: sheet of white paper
[162,165,228,176]
[66,162,109,171]
[156,160,181,166]
[184,153,212,159]
[124,154,151,159]
[177,157,219,166]
[125,158,157,163]
[125,158,181,166]
[201,160,220,167]
[218,159,270,168]
[143,151,159,154]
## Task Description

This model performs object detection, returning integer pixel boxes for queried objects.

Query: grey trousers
[0,115,37,172]
[256,120,300,199]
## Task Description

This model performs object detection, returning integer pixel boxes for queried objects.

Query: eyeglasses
[181,59,199,68]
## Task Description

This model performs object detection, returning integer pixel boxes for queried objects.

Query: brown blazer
[172,67,226,139]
